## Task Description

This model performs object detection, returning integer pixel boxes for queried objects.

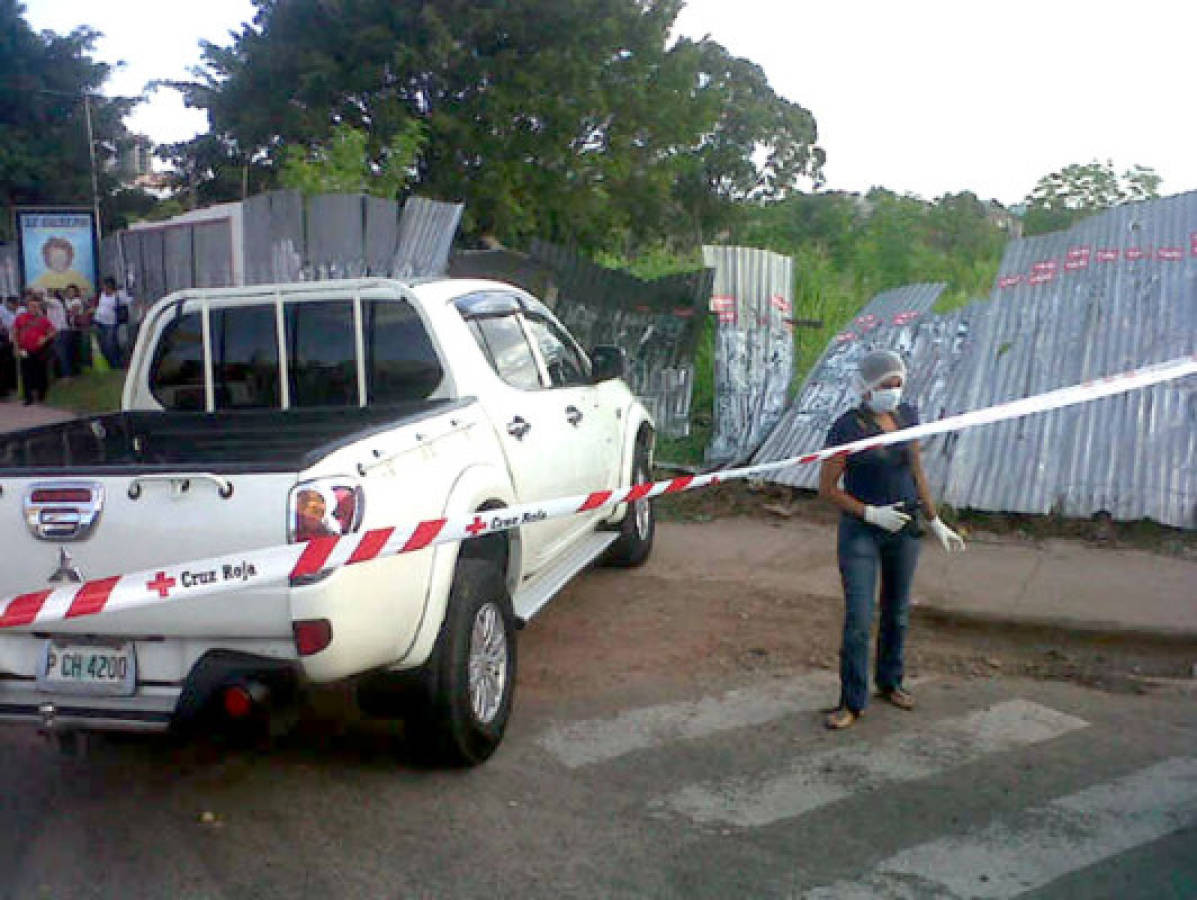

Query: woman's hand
[928,517,966,551]
[864,503,911,533]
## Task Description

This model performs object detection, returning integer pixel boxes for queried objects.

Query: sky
[23,0,1197,206]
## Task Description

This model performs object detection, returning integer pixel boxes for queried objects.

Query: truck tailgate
[0,472,298,637]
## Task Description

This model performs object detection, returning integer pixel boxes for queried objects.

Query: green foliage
[167,0,823,253]
[0,0,153,234]
[279,122,426,198]
[46,368,125,414]
[731,188,1008,382]
[1022,160,1161,236]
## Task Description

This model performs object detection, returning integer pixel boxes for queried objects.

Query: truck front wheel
[602,439,655,568]
[406,560,517,766]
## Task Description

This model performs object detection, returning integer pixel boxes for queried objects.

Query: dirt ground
[517,487,1197,712]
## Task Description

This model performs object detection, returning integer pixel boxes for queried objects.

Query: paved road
[1,670,1194,899]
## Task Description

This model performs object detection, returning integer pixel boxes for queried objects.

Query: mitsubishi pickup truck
[0,278,655,765]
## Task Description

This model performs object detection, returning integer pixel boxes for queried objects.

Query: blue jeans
[836,514,921,712]
[97,324,121,369]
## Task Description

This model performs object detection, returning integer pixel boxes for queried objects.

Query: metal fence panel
[306,193,366,279]
[163,226,194,295]
[703,246,794,464]
[242,190,305,285]
[191,220,235,289]
[392,197,463,278]
[364,196,399,276]
[0,244,19,297]
[753,283,948,490]
[939,192,1197,526]
[754,191,1197,527]
[530,242,712,439]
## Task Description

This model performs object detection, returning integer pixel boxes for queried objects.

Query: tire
[602,438,655,568]
[405,559,517,766]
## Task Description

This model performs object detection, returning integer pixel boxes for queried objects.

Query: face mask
[866,387,901,414]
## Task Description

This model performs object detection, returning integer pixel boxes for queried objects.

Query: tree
[0,0,152,235]
[279,121,426,198]
[167,0,823,252]
[1022,160,1161,236]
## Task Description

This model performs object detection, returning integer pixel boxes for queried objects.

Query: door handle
[507,416,531,440]
[565,405,583,427]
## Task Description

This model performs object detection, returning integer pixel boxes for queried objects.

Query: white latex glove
[928,517,966,552]
[864,503,911,533]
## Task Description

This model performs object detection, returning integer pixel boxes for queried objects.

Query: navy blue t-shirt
[824,402,920,508]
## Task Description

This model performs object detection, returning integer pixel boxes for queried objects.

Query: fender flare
[607,404,655,525]
[392,463,518,670]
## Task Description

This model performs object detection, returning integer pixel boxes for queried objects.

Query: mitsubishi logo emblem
[48,547,84,584]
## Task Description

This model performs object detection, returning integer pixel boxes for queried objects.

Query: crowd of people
[0,277,133,405]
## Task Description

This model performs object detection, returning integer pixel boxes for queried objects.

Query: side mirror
[590,345,626,383]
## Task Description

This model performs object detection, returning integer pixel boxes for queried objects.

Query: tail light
[287,478,365,544]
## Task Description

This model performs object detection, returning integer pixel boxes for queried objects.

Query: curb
[914,603,1197,647]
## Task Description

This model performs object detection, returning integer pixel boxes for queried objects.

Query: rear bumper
[0,680,179,733]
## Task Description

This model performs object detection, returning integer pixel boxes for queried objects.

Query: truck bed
[0,400,471,475]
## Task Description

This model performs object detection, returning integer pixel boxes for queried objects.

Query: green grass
[46,369,126,415]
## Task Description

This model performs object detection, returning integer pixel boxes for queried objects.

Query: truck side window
[363,299,444,403]
[211,305,280,408]
[523,316,590,387]
[149,312,205,410]
[285,301,358,407]
[471,315,542,390]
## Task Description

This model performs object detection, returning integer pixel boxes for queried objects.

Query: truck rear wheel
[602,439,655,568]
[405,559,517,766]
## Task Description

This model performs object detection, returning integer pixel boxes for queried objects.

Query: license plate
[37,641,137,696]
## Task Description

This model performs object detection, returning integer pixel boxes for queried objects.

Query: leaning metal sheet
[531,241,712,439]
[753,283,947,490]
[392,197,464,278]
[939,192,1197,526]
[755,191,1197,527]
[703,246,795,464]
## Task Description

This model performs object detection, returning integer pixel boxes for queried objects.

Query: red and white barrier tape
[1,354,1194,630]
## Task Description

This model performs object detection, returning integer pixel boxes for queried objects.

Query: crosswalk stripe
[658,699,1089,828]
[536,672,841,768]
[804,756,1197,899]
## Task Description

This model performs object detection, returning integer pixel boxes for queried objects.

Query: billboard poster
[14,208,99,298]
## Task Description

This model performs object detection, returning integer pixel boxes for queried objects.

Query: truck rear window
[286,300,359,407]
[150,313,205,410]
[149,297,444,410]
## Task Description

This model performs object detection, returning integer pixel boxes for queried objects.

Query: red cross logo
[147,571,176,599]
[466,516,487,537]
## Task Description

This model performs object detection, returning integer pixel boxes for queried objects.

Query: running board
[512,532,618,625]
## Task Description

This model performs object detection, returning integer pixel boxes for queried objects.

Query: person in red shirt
[13,296,57,405]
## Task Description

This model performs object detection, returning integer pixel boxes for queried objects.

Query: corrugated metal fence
[451,242,713,439]
[104,192,463,308]
[755,191,1197,527]
[0,244,18,297]
[703,246,794,464]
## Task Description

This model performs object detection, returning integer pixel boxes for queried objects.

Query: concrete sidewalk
[647,519,1197,643]
[914,534,1197,641]
[0,401,75,434]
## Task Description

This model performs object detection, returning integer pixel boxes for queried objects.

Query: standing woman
[818,350,965,730]
[13,296,57,405]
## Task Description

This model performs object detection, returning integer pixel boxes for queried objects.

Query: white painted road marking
[804,756,1197,899]
[660,699,1089,828]
[536,672,842,768]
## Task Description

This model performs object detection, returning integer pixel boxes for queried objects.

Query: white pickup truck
[0,278,655,765]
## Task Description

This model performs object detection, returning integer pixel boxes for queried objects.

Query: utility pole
[81,89,103,242]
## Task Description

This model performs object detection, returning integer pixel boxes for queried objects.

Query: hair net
[855,349,906,394]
